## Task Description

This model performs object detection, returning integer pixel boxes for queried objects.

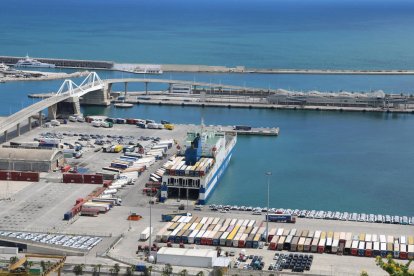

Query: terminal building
[0,148,64,172]
[171,84,193,94]
[268,90,387,108]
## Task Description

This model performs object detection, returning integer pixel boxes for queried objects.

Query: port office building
[0,148,64,172]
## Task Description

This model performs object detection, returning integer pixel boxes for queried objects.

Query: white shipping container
[140,227,153,241]
[0,246,18,255]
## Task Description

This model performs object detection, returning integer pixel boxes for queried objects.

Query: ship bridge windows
[168,177,200,188]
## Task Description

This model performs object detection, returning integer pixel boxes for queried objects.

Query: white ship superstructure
[15,55,56,68]
[160,129,236,204]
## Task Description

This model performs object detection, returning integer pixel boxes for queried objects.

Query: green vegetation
[375,255,413,275]
[125,265,135,276]
[162,264,173,276]
[73,264,85,275]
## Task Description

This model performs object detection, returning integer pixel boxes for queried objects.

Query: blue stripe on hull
[198,148,234,205]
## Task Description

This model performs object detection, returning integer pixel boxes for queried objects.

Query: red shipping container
[63,173,83,183]
[18,172,40,182]
[0,171,8,180]
[126,118,135,125]
[75,198,84,205]
[83,174,104,184]
[11,171,20,181]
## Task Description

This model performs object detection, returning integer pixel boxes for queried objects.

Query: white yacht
[0,63,10,71]
[14,55,55,68]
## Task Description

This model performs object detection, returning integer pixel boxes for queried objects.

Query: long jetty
[1,55,414,75]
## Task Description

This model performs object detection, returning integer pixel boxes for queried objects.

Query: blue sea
[1,0,414,215]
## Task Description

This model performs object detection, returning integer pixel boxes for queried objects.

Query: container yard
[0,118,412,275]
[153,215,414,261]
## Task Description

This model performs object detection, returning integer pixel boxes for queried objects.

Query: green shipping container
[29,268,43,275]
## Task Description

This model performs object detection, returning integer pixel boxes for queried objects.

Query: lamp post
[149,199,152,253]
[265,171,272,244]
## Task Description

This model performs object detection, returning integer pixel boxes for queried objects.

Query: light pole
[265,171,272,244]
[149,199,152,252]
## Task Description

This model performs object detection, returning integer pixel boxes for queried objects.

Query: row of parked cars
[207,205,413,226]
[0,231,102,251]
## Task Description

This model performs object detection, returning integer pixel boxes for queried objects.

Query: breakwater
[2,56,414,75]
[0,56,113,69]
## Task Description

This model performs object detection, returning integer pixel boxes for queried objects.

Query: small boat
[114,103,133,108]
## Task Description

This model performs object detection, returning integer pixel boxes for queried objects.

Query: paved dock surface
[1,121,412,275]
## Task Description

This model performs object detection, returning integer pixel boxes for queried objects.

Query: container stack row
[165,156,214,177]
[155,215,263,248]
[268,228,414,260]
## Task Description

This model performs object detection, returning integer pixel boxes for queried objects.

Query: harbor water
[2,0,414,70]
[2,73,414,215]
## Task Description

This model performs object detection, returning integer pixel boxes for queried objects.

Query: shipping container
[358,241,366,256]
[213,231,223,246]
[239,233,248,248]
[344,240,352,255]
[269,235,279,250]
[246,234,254,248]
[365,242,373,257]
[304,238,313,252]
[291,236,300,252]
[408,244,414,259]
[325,238,333,253]
[284,235,293,250]
[380,242,387,257]
[318,238,326,253]
[311,237,319,253]
[277,236,286,251]
[372,241,380,257]
[387,243,394,256]
[351,240,359,256]
[63,173,83,183]
[220,232,229,246]
[83,174,104,184]
[400,244,408,259]
[298,237,306,252]
[393,243,400,259]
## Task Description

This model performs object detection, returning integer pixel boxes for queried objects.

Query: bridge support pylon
[80,83,111,106]
[16,123,20,137]
[28,117,32,131]
[38,111,43,126]
[3,131,7,142]
[48,104,58,120]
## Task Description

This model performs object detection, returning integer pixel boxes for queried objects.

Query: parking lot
[0,231,102,251]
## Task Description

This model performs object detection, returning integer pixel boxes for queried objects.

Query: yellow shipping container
[164,124,175,130]
[114,145,123,153]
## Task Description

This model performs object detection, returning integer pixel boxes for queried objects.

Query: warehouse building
[0,148,64,172]
[157,247,218,268]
